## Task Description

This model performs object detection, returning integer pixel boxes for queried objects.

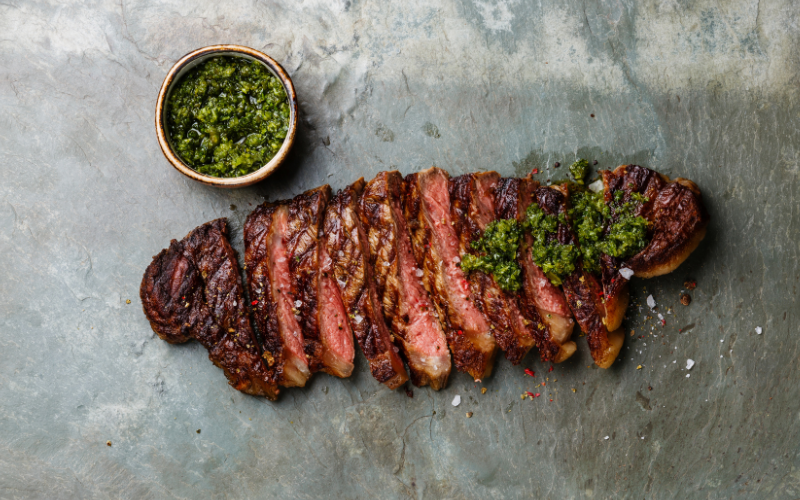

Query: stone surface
[1,1,799,498]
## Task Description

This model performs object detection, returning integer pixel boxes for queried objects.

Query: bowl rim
[154,44,298,188]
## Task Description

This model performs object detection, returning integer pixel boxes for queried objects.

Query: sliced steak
[450,172,536,365]
[494,176,576,363]
[361,172,451,390]
[531,185,624,368]
[140,219,279,400]
[284,185,349,376]
[244,202,311,388]
[403,167,497,381]
[323,179,409,389]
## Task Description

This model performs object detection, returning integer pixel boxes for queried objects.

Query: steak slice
[140,219,279,400]
[403,167,497,381]
[531,185,624,368]
[450,172,536,365]
[361,172,451,390]
[284,185,354,377]
[323,179,409,389]
[244,202,311,388]
[494,177,576,363]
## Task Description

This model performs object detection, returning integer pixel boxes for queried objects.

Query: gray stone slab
[1,0,798,498]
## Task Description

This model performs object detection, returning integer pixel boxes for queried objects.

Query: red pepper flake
[524,368,535,377]
[532,168,539,174]
[526,391,541,398]
[660,319,666,326]
[549,399,553,402]
[182,296,186,300]
[541,382,546,386]
[548,366,554,372]
[457,329,463,336]
[251,300,259,306]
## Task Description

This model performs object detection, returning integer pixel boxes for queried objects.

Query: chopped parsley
[459,219,523,292]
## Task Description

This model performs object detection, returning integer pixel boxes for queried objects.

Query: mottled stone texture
[0,0,798,498]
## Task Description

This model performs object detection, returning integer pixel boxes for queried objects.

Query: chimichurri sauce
[166,56,290,178]
[460,219,524,292]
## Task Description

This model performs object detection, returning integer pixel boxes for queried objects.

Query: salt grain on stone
[646,295,656,309]
[686,359,695,370]
[451,395,461,407]
[755,327,763,335]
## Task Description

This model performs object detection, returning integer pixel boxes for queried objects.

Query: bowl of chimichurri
[155,45,297,188]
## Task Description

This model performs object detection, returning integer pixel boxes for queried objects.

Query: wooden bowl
[155,45,298,188]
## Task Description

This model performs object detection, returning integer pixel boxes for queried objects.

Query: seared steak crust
[531,185,623,368]
[450,172,536,365]
[323,179,409,389]
[403,168,497,381]
[140,219,279,399]
[361,172,451,389]
[494,177,576,362]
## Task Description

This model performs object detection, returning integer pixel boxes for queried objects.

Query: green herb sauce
[459,219,523,292]
[522,159,652,284]
[166,56,290,178]
[524,204,578,286]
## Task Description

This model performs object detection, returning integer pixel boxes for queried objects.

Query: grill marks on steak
[323,179,409,389]
[450,172,536,365]
[361,172,451,390]
[602,165,710,279]
[140,219,279,399]
[245,203,311,387]
[403,167,497,381]
[531,185,624,368]
[494,177,576,363]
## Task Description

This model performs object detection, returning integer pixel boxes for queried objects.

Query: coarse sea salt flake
[415,268,423,277]
[686,374,691,378]
[295,300,302,308]
[619,267,634,280]
[755,326,763,335]
[451,395,461,407]
[686,359,695,370]
[604,436,609,440]
[588,179,604,193]
[646,295,656,309]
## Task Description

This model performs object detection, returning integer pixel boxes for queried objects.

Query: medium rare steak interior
[323,179,409,389]
[361,172,451,390]
[140,219,279,400]
[142,164,709,399]
[244,201,312,388]
[403,167,497,381]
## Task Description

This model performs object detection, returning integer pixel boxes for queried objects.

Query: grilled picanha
[494,176,577,363]
[450,172,537,365]
[530,185,624,368]
[361,172,451,389]
[323,179,409,389]
[403,167,497,381]
[140,219,279,399]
